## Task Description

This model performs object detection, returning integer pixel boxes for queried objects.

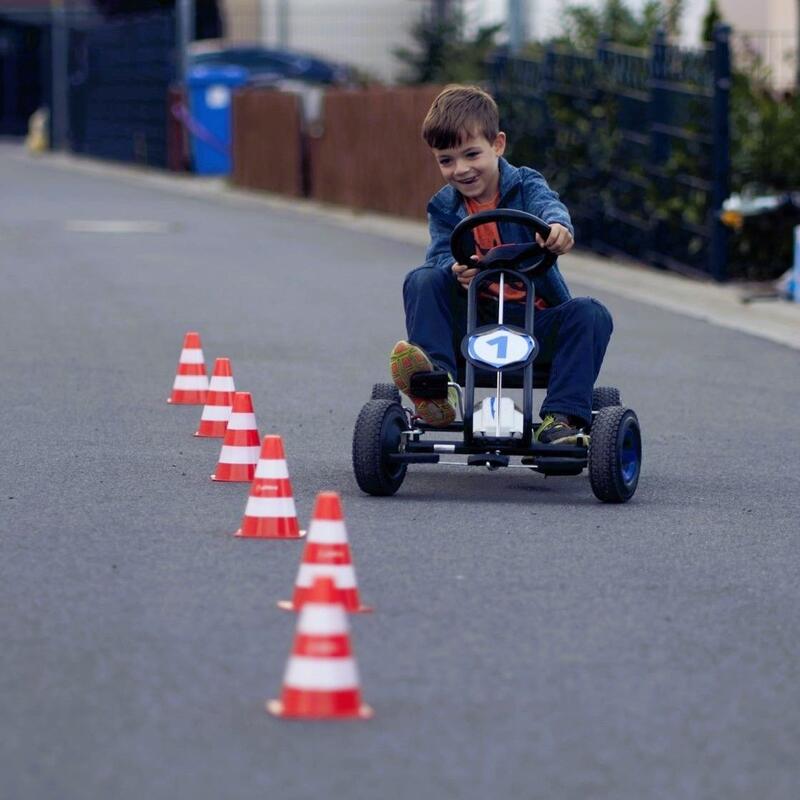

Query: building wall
[719,0,797,88]
[221,0,262,42]
[216,0,425,82]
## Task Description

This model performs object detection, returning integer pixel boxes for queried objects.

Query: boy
[390,84,613,444]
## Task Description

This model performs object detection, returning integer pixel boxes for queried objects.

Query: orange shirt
[464,194,531,305]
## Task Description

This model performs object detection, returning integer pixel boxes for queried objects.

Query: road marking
[64,220,175,234]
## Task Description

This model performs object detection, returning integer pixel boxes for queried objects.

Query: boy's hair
[422,85,499,150]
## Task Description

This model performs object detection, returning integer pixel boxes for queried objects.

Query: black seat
[456,360,551,389]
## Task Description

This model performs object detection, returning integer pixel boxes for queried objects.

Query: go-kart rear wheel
[371,382,401,403]
[592,385,621,410]
[352,398,409,496]
[588,406,641,503]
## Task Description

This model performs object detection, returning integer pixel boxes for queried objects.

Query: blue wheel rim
[619,421,641,485]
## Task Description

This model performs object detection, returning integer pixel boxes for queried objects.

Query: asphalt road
[2,143,799,800]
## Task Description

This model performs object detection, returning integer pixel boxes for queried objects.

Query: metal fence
[66,11,175,167]
[488,27,731,280]
[0,13,49,136]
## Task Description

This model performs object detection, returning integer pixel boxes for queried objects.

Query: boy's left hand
[535,223,574,256]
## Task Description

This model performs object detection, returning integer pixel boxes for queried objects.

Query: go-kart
[352,209,642,503]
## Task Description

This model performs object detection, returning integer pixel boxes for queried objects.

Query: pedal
[408,370,450,399]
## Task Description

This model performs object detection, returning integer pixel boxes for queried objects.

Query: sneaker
[389,340,457,426]
[535,413,584,445]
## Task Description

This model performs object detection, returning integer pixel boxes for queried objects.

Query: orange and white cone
[211,391,260,482]
[267,576,373,720]
[278,491,371,613]
[234,435,305,539]
[195,357,236,437]
[167,331,209,404]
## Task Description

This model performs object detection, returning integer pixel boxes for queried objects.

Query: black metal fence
[489,27,731,280]
[0,14,49,136]
[67,11,175,167]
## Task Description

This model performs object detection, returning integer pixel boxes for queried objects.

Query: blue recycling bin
[186,66,248,175]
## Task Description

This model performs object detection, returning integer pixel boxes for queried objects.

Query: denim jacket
[424,157,573,307]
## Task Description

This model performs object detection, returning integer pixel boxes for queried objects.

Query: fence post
[177,0,195,82]
[50,1,70,149]
[793,226,800,302]
[648,28,668,265]
[710,24,731,281]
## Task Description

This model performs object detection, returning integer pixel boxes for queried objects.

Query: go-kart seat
[455,359,551,389]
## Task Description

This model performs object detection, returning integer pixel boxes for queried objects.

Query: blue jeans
[403,265,614,425]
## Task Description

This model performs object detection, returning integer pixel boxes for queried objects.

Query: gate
[67,11,175,167]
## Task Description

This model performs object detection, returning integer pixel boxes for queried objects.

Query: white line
[306,519,348,544]
[219,446,260,464]
[244,496,297,517]
[200,405,231,422]
[284,656,359,689]
[254,460,289,479]
[297,563,356,589]
[172,375,209,390]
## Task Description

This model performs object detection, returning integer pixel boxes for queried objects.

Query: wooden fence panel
[232,88,304,197]
[310,86,445,220]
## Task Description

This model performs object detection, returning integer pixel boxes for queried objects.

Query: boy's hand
[452,256,480,289]
[535,223,574,255]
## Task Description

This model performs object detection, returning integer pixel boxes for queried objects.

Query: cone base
[277,599,373,614]
[210,468,255,483]
[234,528,307,539]
[167,393,208,405]
[266,699,373,720]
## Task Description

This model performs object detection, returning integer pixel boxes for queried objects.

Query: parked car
[187,43,352,85]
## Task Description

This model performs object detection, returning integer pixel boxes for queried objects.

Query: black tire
[592,385,621,410]
[352,399,409,496]
[371,382,401,403]
[588,406,642,503]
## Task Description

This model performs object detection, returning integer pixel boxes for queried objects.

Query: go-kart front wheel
[352,399,409,496]
[588,406,641,503]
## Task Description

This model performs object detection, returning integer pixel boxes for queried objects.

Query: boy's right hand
[452,256,480,289]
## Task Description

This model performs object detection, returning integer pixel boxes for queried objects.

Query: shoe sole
[390,342,456,427]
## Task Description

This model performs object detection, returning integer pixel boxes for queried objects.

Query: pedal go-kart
[352,209,642,503]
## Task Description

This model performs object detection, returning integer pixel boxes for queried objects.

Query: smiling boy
[390,85,613,444]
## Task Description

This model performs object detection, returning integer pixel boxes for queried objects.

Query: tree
[701,0,722,43]
[394,5,502,85]
[556,0,684,50]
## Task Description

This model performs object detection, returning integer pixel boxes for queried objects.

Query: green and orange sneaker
[389,340,458,427]
[535,413,586,445]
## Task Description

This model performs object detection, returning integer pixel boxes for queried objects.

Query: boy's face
[432,131,506,204]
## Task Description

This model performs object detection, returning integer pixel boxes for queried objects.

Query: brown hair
[422,85,500,149]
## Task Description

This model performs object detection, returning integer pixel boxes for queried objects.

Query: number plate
[467,325,536,369]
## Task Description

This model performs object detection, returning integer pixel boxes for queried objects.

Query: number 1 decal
[486,335,508,360]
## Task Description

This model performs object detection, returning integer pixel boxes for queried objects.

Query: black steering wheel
[450,209,557,277]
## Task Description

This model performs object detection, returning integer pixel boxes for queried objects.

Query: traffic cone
[167,331,209,404]
[278,491,371,613]
[195,357,235,437]
[267,576,373,720]
[211,391,260,482]
[234,435,305,539]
